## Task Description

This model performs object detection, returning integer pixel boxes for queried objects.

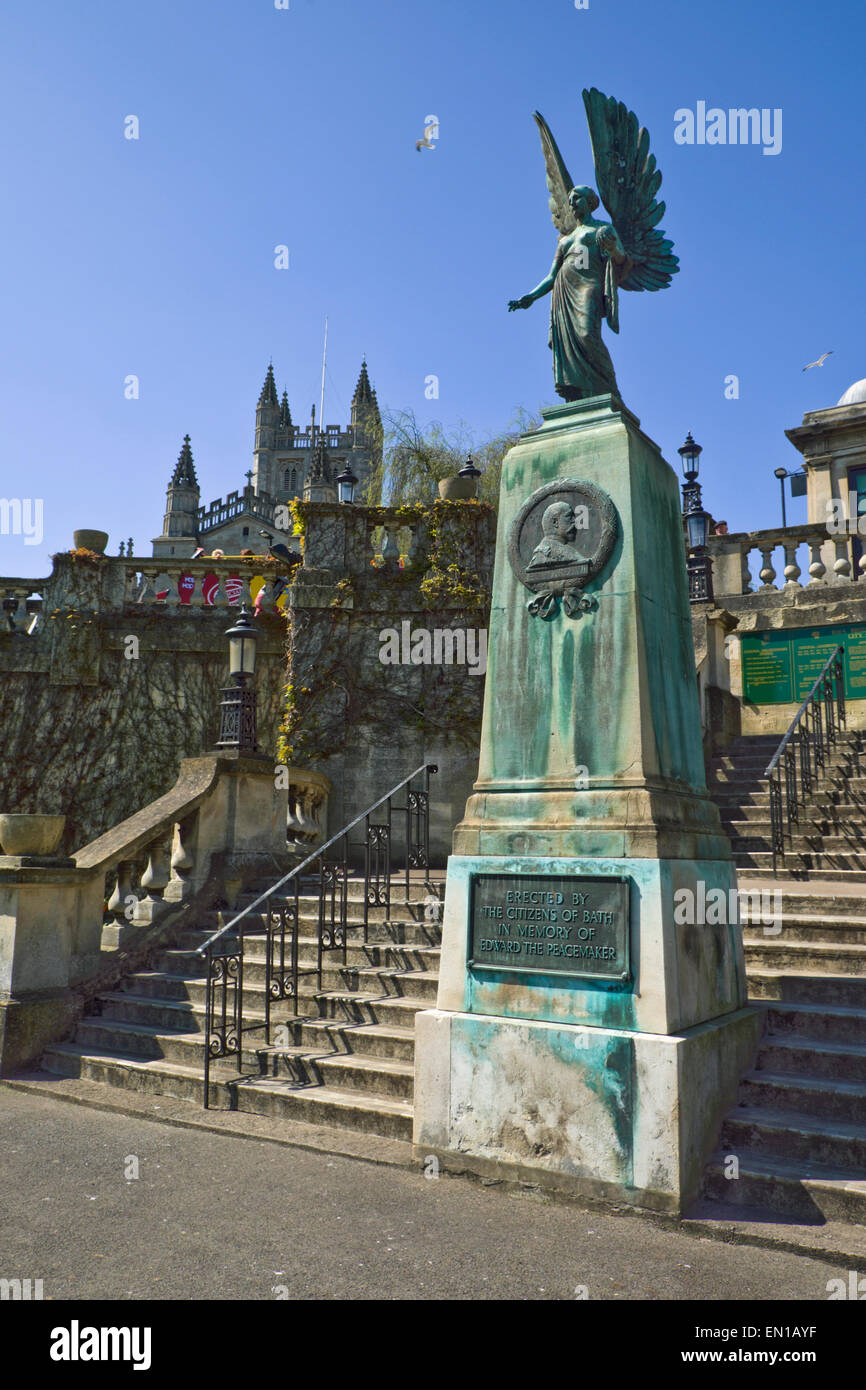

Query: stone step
[744,939,866,975]
[188,915,443,948]
[747,971,866,1006]
[76,1001,420,1071]
[707,769,772,788]
[275,1017,416,1063]
[41,1045,414,1140]
[726,819,866,846]
[738,1069,866,1125]
[720,1105,866,1171]
[730,832,866,855]
[758,999,866,1046]
[701,1148,866,1224]
[734,852,866,879]
[742,916,866,946]
[120,959,439,1008]
[741,891,866,919]
[755,1034,866,1084]
[222,882,446,919]
[256,1047,414,1100]
[109,974,433,1030]
[159,939,441,977]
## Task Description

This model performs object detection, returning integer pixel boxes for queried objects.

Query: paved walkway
[0,1087,855,1302]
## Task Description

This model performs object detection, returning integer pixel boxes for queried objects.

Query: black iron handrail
[765,645,845,873]
[197,762,437,1107]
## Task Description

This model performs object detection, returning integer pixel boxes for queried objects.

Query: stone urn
[437,476,477,501]
[73,529,109,554]
[0,814,67,857]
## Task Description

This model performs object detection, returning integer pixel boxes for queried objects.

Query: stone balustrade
[0,500,494,629]
[286,766,332,855]
[707,522,866,597]
[0,580,45,634]
[0,749,291,1075]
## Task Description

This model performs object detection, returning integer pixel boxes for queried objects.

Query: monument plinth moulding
[413,92,758,1215]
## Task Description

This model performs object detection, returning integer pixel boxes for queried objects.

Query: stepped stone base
[414,1005,760,1215]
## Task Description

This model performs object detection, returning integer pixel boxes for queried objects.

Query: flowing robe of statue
[549,231,620,400]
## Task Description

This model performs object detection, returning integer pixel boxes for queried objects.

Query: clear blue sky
[2,0,865,576]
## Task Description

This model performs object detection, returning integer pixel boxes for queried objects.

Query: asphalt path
[1,1087,857,1308]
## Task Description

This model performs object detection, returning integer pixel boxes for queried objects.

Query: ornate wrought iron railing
[765,645,846,873]
[196,762,437,1107]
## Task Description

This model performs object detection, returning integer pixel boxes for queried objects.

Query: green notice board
[741,624,866,705]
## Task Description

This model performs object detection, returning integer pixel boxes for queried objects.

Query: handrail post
[194,760,438,1108]
[204,949,212,1109]
[762,644,846,878]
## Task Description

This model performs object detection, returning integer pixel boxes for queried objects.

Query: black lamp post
[774,466,789,528]
[678,431,713,603]
[215,607,259,751]
[336,462,358,504]
[773,467,807,527]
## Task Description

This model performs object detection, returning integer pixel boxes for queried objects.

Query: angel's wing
[532,111,576,237]
[582,87,679,292]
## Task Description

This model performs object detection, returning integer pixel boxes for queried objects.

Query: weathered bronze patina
[507,476,617,619]
[508,88,679,401]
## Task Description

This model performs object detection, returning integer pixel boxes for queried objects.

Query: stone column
[0,859,102,1074]
[414,394,759,1215]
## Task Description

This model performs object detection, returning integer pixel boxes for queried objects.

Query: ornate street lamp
[215,607,259,751]
[458,454,482,482]
[678,432,713,604]
[336,462,358,504]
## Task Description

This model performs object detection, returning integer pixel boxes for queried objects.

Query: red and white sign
[177,573,196,605]
[202,572,220,606]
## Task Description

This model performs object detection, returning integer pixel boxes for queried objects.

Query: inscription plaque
[468,873,630,982]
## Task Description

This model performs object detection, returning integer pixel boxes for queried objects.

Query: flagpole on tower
[319,316,328,435]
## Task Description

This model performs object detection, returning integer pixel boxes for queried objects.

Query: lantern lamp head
[224,606,258,682]
[677,431,703,481]
[336,463,358,504]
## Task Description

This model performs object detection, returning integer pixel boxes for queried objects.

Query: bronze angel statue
[508,88,679,401]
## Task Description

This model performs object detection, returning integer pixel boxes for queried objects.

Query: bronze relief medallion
[507,477,618,619]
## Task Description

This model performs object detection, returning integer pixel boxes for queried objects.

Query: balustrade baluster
[807,542,826,584]
[832,539,852,582]
[140,839,170,907]
[782,542,802,586]
[759,546,777,589]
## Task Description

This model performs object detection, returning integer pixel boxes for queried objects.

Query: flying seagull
[415,121,437,152]
[803,351,833,371]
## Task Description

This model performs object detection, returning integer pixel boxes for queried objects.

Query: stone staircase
[35,733,866,1226]
[701,883,866,1223]
[702,730,866,1222]
[42,874,445,1143]
[708,729,866,881]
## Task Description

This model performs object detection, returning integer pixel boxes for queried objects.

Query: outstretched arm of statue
[508,251,561,312]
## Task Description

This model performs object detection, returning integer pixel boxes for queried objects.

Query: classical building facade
[696,373,866,746]
[152,360,382,559]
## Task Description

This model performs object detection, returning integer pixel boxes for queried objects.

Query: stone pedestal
[0,860,101,1074]
[413,396,759,1213]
